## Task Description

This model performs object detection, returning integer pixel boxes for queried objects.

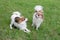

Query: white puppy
[32,5,44,30]
[10,11,30,33]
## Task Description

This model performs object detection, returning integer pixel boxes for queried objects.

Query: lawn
[0,0,60,40]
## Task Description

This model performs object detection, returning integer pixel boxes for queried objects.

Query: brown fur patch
[15,16,25,23]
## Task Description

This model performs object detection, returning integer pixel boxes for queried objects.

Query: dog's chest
[34,14,43,23]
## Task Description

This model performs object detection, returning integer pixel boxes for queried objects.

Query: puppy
[14,16,30,33]
[32,5,44,30]
[10,12,30,33]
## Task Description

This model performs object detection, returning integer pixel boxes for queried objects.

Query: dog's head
[12,11,21,16]
[15,16,25,23]
[34,5,43,14]
[34,5,44,18]
[34,5,43,18]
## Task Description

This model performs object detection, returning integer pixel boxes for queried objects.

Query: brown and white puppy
[14,16,30,33]
[10,12,30,33]
[32,5,44,30]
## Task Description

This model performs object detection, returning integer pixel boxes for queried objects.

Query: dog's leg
[36,22,42,30]
[10,21,13,29]
[36,24,40,30]
[26,28,30,33]
[32,23,34,26]
[32,23,35,29]
[23,28,30,33]
[32,21,35,27]
[10,25,13,29]
[36,26,39,30]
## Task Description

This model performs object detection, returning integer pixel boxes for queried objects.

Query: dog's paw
[10,25,13,29]
[10,27,13,29]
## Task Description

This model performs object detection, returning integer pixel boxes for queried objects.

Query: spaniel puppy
[14,16,30,33]
[10,12,30,33]
[32,5,44,30]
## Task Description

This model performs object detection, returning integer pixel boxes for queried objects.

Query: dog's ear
[15,17,20,23]
[34,5,43,11]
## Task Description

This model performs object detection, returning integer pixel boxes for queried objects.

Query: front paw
[10,25,13,29]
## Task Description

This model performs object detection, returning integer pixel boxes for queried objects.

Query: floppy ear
[41,6,43,9]
[15,17,20,23]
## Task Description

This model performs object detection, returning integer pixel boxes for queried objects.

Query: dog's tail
[12,11,21,16]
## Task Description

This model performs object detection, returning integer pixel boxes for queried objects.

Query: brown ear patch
[15,16,25,23]
[20,17,25,21]
[19,17,25,23]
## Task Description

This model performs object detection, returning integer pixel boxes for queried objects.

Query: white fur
[32,5,44,30]
[10,11,30,33]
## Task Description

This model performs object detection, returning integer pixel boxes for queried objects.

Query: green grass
[0,0,60,40]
